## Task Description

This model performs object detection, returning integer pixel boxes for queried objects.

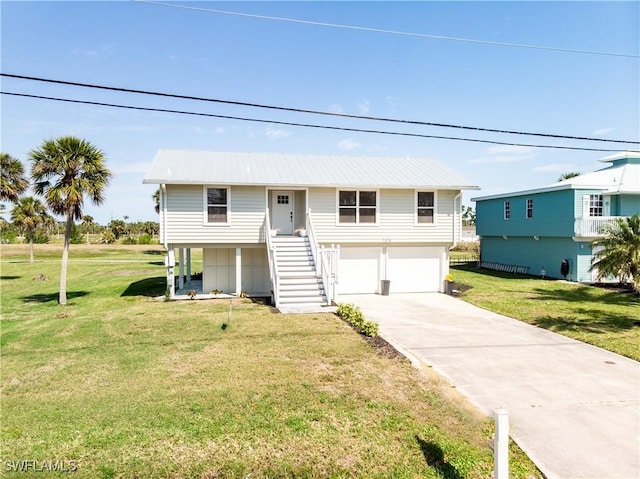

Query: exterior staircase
[271,236,327,311]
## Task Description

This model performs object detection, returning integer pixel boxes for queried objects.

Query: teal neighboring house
[472,152,640,282]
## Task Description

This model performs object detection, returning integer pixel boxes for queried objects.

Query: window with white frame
[504,201,510,220]
[206,187,228,223]
[417,191,435,224]
[589,194,603,217]
[526,198,534,219]
[338,190,376,224]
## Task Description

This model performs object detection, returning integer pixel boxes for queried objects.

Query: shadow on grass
[530,286,639,307]
[451,263,536,280]
[148,261,165,266]
[121,276,166,297]
[534,313,639,334]
[21,291,89,303]
[1,275,21,280]
[144,249,164,255]
[415,436,463,479]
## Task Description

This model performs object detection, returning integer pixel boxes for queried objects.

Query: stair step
[279,277,322,284]
[279,295,326,304]
[279,288,324,297]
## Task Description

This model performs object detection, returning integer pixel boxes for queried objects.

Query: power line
[3,91,635,154]
[2,73,638,145]
[132,0,640,59]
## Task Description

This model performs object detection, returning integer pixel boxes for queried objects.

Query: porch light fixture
[502,235,508,240]
[534,236,539,241]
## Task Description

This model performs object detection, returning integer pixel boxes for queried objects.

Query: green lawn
[451,263,640,361]
[1,244,541,478]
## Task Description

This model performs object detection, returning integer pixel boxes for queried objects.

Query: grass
[451,263,640,361]
[1,244,541,478]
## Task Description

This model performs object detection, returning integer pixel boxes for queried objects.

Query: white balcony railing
[574,216,629,238]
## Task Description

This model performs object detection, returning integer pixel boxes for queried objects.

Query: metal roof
[472,153,640,202]
[143,150,480,190]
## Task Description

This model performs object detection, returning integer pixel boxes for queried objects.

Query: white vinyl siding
[241,248,270,294]
[164,185,265,244]
[203,248,236,293]
[311,187,457,243]
[164,185,459,245]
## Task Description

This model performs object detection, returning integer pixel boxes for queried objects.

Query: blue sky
[1,1,638,224]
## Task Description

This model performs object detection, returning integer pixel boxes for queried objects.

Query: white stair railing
[306,210,338,305]
[264,209,280,307]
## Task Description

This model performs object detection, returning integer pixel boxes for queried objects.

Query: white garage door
[387,247,443,293]
[338,247,381,294]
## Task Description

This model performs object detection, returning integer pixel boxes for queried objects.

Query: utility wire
[3,91,635,154]
[3,73,638,145]
[132,0,640,59]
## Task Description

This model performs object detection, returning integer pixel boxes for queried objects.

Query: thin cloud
[359,100,371,114]
[532,163,579,173]
[113,162,152,175]
[265,127,291,140]
[327,104,343,114]
[72,43,116,57]
[338,138,362,151]
[470,145,536,164]
[593,127,614,136]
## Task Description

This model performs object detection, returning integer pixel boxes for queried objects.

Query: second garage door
[387,246,443,293]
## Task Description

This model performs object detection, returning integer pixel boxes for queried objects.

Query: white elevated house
[143,150,479,311]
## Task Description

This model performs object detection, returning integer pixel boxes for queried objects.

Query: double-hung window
[417,191,435,224]
[206,187,229,223]
[526,198,534,219]
[589,194,603,217]
[504,201,511,220]
[338,190,376,224]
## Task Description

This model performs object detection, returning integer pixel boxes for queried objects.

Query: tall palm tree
[11,196,50,263]
[30,136,112,304]
[1,153,29,202]
[81,215,95,244]
[590,215,640,294]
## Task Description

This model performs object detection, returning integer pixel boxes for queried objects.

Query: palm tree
[30,136,112,304]
[1,153,29,202]
[11,196,50,263]
[590,215,640,294]
[153,188,160,214]
[558,172,581,182]
[81,215,95,244]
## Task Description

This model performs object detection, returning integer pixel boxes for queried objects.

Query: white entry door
[272,191,294,235]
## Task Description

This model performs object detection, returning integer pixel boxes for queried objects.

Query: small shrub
[336,303,378,338]
[121,236,137,245]
[360,320,379,338]
[137,233,152,245]
[100,230,116,244]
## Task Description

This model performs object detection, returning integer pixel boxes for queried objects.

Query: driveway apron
[341,293,640,479]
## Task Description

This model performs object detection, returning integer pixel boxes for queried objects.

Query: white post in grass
[494,408,509,479]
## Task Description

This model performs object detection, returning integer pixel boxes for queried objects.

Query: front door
[272,191,294,235]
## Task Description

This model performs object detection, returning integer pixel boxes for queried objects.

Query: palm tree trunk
[29,236,34,264]
[59,214,73,305]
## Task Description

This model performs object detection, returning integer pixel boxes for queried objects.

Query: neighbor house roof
[143,150,480,190]
[472,151,640,202]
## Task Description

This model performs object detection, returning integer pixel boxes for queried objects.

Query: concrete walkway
[341,293,640,479]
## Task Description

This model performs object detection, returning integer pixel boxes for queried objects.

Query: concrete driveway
[340,293,640,479]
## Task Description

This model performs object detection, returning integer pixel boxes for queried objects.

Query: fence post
[494,408,509,479]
